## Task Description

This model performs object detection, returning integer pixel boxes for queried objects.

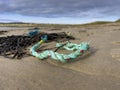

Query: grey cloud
[0,0,120,18]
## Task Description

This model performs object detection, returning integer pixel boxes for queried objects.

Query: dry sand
[0,23,120,90]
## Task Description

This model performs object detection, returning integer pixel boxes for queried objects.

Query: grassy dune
[0,20,115,27]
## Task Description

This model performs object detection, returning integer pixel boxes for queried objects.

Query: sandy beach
[0,23,120,90]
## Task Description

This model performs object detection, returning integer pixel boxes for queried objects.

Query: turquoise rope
[30,39,89,62]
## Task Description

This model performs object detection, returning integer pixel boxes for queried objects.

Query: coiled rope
[30,35,90,62]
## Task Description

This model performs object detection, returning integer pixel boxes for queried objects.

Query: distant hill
[0,20,118,27]
[115,19,120,22]
[0,21,27,24]
[84,21,113,25]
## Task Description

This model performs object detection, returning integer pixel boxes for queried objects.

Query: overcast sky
[0,0,120,24]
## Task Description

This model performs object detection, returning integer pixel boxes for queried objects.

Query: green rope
[30,38,90,62]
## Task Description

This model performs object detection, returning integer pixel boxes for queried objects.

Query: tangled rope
[30,36,90,62]
[0,31,75,59]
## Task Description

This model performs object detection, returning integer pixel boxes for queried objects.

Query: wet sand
[0,23,120,90]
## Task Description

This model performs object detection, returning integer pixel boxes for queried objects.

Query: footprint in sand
[111,48,120,61]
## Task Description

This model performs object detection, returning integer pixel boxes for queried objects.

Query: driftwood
[0,32,75,59]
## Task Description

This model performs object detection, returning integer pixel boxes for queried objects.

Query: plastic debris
[30,36,90,62]
[0,32,75,59]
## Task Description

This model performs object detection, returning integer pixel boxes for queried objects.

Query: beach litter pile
[0,31,75,59]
